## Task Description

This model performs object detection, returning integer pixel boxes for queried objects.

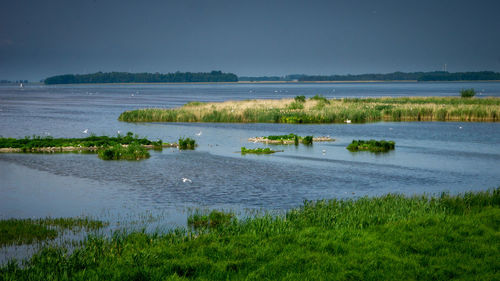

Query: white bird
[345,119,352,124]
[117,130,121,134]
[322,149,326,155]
[196,131,202,136]
[82,129,89,134]
[459,126,463,129]
[182,178,192,183]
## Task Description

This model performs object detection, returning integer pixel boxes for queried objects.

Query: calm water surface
[1,82,499,222]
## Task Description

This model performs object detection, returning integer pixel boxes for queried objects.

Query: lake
[1,82,499,224]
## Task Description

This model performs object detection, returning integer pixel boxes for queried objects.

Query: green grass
[0,132,161,150]
[347,140,396,152]
[98,143,150,160]
[178,138,196,150]
[241,147,276,154]
[118,97,500,124]
[0,217,107,247]
[1,189,499,280]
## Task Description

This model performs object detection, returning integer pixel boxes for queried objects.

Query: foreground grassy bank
[2,189,499,280]
[119,97,500,123]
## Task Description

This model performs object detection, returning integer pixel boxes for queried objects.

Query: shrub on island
[98,143,150,160]
[460,88,476,98]
[178,137,196,150]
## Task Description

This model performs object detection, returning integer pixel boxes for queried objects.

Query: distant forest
[241,71,500,82]
[299,71,500,82]
[44,71,238,84]
[43,70,500,84]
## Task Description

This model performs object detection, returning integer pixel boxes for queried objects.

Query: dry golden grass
[119,97,500,123]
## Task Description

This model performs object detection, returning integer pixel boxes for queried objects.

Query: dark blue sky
[1,0,500,80]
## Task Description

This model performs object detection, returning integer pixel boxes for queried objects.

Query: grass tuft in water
[178,138,196,150]
[347,139,395,152]
[460,88,476,98]
[0,217,107,247]
[301,135,313,145]
[187,210,234,230]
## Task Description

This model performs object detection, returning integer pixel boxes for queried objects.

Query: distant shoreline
[7,80,500,86]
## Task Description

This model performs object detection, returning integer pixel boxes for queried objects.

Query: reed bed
[119,97,500,123]
[1,188,499,280]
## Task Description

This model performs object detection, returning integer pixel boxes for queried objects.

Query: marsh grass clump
[187,210,234,230]
[288,101,304,110]
[184,101,206,107]
[294,95,306,103]
[301,135,313,145]
[0,217,107,247]
[1,189,499,280]
[178,137,196,150]
[241,147,276,154]
[347,139,395,152]
[98,143,150,160]
[460,88,476,98]
[309,94,330,104]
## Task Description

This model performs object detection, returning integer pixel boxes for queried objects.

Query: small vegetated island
[0,132,174,160]
[119,94,500,123]
[347,139,396,152]
[240,147,279,154]
[249,133,333,145]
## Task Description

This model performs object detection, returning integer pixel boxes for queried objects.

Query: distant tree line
[44,71,238,84]
[297,71,500,82]
[0,80,28,84]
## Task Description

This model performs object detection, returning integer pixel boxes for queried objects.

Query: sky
[1,0,500,81]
